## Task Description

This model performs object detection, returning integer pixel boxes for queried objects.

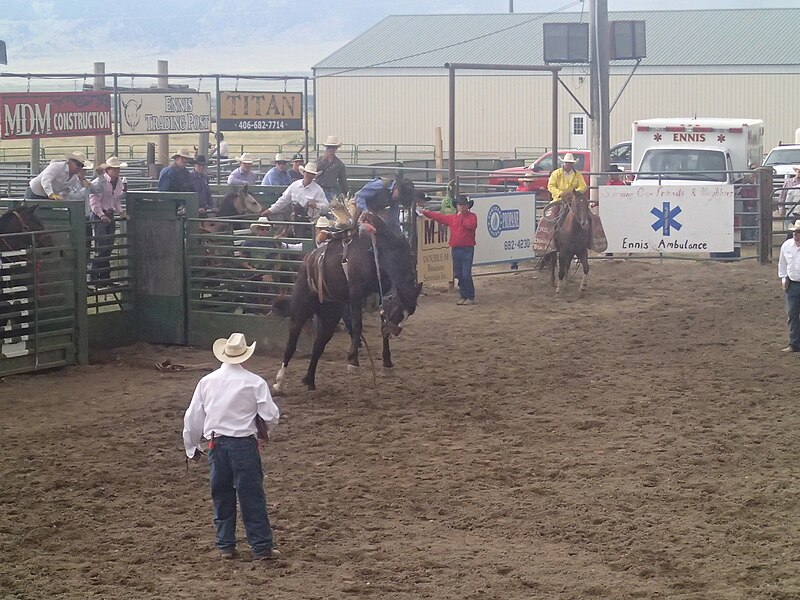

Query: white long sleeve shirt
[269,179,328,220]
[778,237,800,282]
[29,160,79,197]
[182,362,280,458]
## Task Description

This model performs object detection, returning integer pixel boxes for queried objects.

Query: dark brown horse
[272,213,422,392]
[539,190,591,293]
[0,205,51,250]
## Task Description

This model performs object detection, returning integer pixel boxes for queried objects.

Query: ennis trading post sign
[218,92,302,131]
[119,93,211,135]
[0,92,112,139]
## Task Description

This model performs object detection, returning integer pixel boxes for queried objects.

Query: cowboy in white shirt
[260,162,329,222]
[27,151,89,200]
[183,333,280,560]
[778,220,800,352]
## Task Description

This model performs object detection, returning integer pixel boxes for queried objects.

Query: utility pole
[94,62,106,166]
[589,0,611,190]
[157,60,169,167]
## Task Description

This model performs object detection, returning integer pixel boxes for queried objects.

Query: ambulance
[631,118,764,186]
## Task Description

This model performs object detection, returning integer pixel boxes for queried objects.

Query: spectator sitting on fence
[261,154,293,187]
[89,157,129,288]
[780,166,800,224]
[315,136,348,200]
[210,131,229,160]
[189,155,214,213]
[26,151,90,200]
[607,164,626,186]
[158,148,194,193]
[228,153,259,186]
[289,153,304,181]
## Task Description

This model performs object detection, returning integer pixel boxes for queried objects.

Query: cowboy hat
[172,148,193,159]
[65,151,86,166]
[300,162,319,175]
[100,156,128,169]
[790,220,800,232]
[274,153,288,163]
[236,153,256,164]
[212,333,256,364]
[83,161,95,171]
[315,216,332,228]
[249,216,273,232]
[291,153,304,162]
[323,135,341,147]
[192,155,207,165]
[454,194,474,208]
[561,152,577,163]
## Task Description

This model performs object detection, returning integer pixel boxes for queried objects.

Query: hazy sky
[1,0,794,81]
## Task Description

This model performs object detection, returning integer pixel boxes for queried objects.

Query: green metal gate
[1,200,87,376]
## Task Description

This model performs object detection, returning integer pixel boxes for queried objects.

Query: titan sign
[218,92,303,132]
[0,92,112,140]
[119,92,212,135]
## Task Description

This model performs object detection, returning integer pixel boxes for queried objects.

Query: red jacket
[422,209,478,248]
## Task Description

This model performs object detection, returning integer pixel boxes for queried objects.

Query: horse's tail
[537,251,557,271]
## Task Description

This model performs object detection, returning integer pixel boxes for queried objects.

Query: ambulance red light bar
[729,127,743,133]
[636,126,650,131]
[692,127,712,132]
[665,126,684,132]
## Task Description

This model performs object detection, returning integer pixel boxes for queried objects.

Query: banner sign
[599,185,734,253]
[471,192,536,265]
[218,92,303,131]
[118,92,211,135]
[0,92,111,140]
[417,216,453,285]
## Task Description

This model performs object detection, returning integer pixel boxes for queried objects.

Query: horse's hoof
[272,383,283,395]
[347,364,360,373]
[383,363,394,370]
[306,383,316,391]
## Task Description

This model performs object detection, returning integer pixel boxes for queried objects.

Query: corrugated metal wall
[315,71,800,158]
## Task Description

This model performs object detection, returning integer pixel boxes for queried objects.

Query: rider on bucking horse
[546,152,587,220]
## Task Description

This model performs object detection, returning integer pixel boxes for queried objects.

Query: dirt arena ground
[2,259,799,599]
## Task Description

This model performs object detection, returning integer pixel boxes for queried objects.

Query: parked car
[763,144,800,183]
[487,142,631,197]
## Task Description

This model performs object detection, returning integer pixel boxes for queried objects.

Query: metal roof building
[313,8,800,158]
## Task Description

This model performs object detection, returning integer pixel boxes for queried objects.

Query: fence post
[68,200,89,365]
[757,167,773,265]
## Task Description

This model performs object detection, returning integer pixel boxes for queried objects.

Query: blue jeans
[452,246,475,300]
[208,436,273,555]
[90,216,116,283]
[787,281,800,351]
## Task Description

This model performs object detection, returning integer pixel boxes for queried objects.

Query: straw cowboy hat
[561,152,578,163]
[213,333,256,364]
[65,151,86,166]
[249,216,273,233]
[236,153,257,164]
[173,148,193,159]
[315,215,332,228]
[274,153,288,163]
[300,162,319,175]
[323,136,342,147]
[789,220,800,232]
[100,156,128,169]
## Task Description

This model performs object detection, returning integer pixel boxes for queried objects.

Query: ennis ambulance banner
[599,185,734,253]
[218,92,302,132]
[0,92,111,139]
[119,92,211,135]
[416,216,453,285]
[471,192,536,265]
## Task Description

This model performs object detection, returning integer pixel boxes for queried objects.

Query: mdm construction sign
[0,92,112,139]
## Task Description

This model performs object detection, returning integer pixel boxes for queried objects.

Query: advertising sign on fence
[471,192,536,265]
[0,92,112,140]
[599,185,734,253]
[118,92,211,135]
[218,92,303,132]
[416,216,453,285]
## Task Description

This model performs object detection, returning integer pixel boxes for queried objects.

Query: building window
[572,117,584,136]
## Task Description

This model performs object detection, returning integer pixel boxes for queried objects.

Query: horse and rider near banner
[538,190,593,293]
[272,210,422,392]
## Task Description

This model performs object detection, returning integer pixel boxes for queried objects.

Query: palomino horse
[272,212,422,392]
[539,190,591,293]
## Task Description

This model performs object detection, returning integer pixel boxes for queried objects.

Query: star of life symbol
[717,133,726,143]
[651,202,682,236]
[653,133,662,141]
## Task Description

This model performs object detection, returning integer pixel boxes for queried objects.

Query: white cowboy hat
[236,153,256,164]
[561,152,577,163]
[100,156,128,169]
[274,153,288,163]
[65,151,86,166]
[323,136,341,147]
[300,162,319,175]
[315,216,332,228]
[790,220,800,232]
[83,161,94,171]
[172,148,193,159]
[249,216,273,232]
[212,333,256,364]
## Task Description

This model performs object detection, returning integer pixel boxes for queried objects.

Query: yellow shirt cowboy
[547,153,587,202]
